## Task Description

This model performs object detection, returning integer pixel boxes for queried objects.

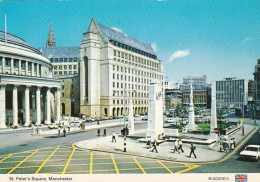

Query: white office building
[79,18,165,117]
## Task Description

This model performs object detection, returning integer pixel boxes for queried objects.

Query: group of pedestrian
[219,138,236,153]
[172,139,197,158]
[97,128,106,137]
[172,139,184,154]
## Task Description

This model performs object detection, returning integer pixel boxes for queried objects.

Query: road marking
[157,160,173,173]
[0,154,13,163]
[176,164,200,174]
[89,152,93,174]
[35,146,60,174]
[62,147,75,174]
[132,156,146,174]
[8,150,39,174]
[65,170,88,174]
[110,154,119,174]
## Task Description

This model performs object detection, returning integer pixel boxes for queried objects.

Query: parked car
[239,145,260,161]
[135,114,140,117]
[48,124,58,129]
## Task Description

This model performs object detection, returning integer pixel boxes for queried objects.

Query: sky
[0,0,259,83]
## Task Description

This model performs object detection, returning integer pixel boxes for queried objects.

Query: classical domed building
[0,31,61,128]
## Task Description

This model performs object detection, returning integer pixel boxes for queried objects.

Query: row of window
[112,99,148,105]
[50,57,78,63]
[112,65,163,80]
[113,51,158,68]
[53,65,77,70]
[54,71,77,75]
[110,40,157,60]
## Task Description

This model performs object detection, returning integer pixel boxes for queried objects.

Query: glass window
[114,50,116,56]
[69,58,73,62]
[50,58,53,62]
[74,65,77,69]
[74,71,77,74]
[64,71,67,75]
[55,58,58,62]
[59,71,62,75]
[69,65,72,69]
[59,58,63,62]
[64,65,67,69]
[64,58,68,62]
[59,66,62,69]
[54,71,57,75]
[54,66,57,70]
[69,71,72,74]
[74,57,78,62]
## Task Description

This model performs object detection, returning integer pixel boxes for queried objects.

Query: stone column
[25,61,28,75]
[45,87,51,125]
[36,64,40,77]
[31,63,34,76]
[0,84,7,128]
[13,85,18,127]
[18,60,22,75]
[10,58,14,74]
[24,86,30,126]
[36,87,41,125]
[55,88,61,124]
[210,81,218,139]
[1,57,5,73]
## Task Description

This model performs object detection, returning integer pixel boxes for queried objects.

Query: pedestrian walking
[172,140,180,154]
[223,140,229,153]
[188,144,197,158]
[146,138,151,149]
[112,131,116,142]
[103,129,106,137]
[151,139,158,153]
[58,127,61,135]
[68,124,71,132]
[254,120,257,126]
[178,139,184,153]
[97,129,100,136]
[63,128,66,137]
[97,120,100,125]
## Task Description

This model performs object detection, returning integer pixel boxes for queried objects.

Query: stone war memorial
[146,82,164,141]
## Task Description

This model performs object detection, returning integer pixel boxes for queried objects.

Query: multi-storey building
[39,25,80,76]
[57,75,80,117]
[165,89,182,109]
[164,77,174,89]
[183,75,207,86]
[182,85,208,108]
[215,77,248,108]
[253,59,260,118]
[79,18,165,117]
[0,31,61,128]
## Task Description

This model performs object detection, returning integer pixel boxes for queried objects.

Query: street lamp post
[123,88,126,152]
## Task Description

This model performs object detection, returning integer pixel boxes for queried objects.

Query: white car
[239,145,260,161]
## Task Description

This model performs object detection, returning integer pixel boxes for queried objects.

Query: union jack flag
[235,174,247,182]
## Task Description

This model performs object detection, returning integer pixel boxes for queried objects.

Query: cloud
[111,27,122,33]
[167,49,190,62]
[151,43,158,53]
[240,37,251,45]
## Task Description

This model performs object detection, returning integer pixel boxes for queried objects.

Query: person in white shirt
[112,131,116,143]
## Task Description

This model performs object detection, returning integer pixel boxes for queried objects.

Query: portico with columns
[0,76,61,128]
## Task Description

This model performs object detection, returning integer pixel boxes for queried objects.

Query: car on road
[239,145,260,161]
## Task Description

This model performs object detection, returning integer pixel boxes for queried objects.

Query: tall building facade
[0,31,61,128]
[215,77,248,108]
[164,77,173,89]
[79,18,165,117]
[183,75,207,86]
[253,59,260,118]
